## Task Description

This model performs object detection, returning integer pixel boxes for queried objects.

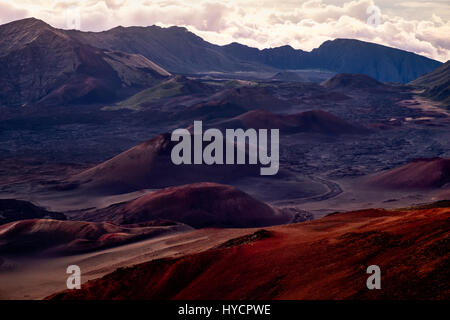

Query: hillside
[410,61,450,107]
[73,182,291,228]
[367,158,450,189]
[67,134,260,194]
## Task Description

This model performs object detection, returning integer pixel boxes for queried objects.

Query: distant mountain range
[65,20,441,83]
[67,20,442,82]
[222,39,441,83]
[0,18,443,106]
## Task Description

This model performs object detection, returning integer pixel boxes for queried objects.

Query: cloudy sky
[0,0,449,61]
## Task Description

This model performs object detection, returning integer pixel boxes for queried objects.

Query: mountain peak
[0,17,61,58]
[273,44,295,50]
[167,25,188,32]
[1,17,51,30]
[317,38,378,49]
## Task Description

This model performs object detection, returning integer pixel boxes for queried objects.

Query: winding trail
[271,174,343,206]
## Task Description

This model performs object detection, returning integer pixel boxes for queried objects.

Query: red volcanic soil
[75,182,291,228]
[68,134,260,194]
[213,109,369,135]
[367,157,450,189]
[0,218,190,256]
[49,206,450,300]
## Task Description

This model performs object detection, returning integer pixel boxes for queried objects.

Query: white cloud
[0,2,28,24]
[0,0,448,62]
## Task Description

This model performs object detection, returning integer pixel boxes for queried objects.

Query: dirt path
[271,174,343,206]
[399,96,450,117]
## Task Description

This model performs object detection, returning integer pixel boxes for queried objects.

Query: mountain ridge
[2,18,442,83]
[0,17,444,107]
